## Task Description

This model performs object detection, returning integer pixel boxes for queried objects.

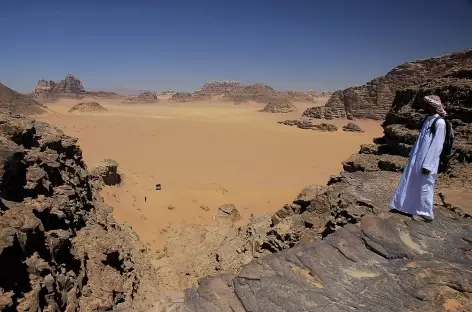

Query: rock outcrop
[68,101,108,113]
[122,90,159,103]
[312,123,338,132]
[88,159,121,186]
[277,120,338,131]
[260,100,296,113]
[33,74,85,103]
[303,49,472,120]
[151,54,472,311]
[277,119,314,129]
[0,83,45,115]
[0,112,158,311]
[33,74,120,103]
[343,122,365,133]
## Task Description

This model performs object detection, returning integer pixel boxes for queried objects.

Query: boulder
[312,123,338,132]
[343,122,365,133]
[88,159,121,186]
[216,204,242,222]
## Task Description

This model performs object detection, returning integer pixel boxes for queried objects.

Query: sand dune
[38,98,382,250]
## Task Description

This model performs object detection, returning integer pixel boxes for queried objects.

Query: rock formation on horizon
[303,49,472,120]
[152,54,472,311]
[122,90,159,103]
[169,81,318,104]
[33,74,120,103]
[0,82,46,114]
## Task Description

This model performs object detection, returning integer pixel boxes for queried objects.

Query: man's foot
[411,215,433,222]
[389,208,411,217]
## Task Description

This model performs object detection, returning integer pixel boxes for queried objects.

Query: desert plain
[37,97,382,250]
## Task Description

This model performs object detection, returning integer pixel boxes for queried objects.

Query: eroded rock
[303,49,472,120]
[88,159,121,186]
[0,111,158,311]
[343,122,365,133]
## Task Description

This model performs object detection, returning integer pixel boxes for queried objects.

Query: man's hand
[422,168,431,175]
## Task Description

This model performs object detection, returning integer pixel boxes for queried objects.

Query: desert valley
[1,49,472,312]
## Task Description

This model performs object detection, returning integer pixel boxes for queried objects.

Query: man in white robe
[390,95,447,221]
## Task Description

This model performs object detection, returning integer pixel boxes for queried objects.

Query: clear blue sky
[1,0,471,93]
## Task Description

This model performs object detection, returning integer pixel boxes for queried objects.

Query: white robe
[390,114,446,219]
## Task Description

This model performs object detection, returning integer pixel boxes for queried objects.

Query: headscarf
[424,95,447,116]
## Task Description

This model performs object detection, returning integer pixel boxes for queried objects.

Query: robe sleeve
[422,120,446,173]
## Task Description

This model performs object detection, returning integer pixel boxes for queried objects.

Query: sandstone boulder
[343,122,365,133]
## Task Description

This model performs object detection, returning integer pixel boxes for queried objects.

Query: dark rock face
[0,83,45,114]
[303,49,472,120]
[343,122,365,133]
[122,90,159,103]
[260,100,296,113]
[152,53,472,311]
[0,112,157,311]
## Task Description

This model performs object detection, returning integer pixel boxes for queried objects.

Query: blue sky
[1,0,471,93]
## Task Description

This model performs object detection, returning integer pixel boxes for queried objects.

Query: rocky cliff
[0,111,158,311]
[151,58,472,311]
[0,83,45,115]
[304,49,472,120]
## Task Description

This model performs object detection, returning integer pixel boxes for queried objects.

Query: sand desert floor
[37,98,383,250]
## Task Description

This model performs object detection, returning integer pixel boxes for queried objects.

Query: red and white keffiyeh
[424,95,447,116]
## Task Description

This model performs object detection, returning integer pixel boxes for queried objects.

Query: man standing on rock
[390,95,447,222]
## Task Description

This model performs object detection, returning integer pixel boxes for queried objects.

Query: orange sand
[37,98,382,250]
